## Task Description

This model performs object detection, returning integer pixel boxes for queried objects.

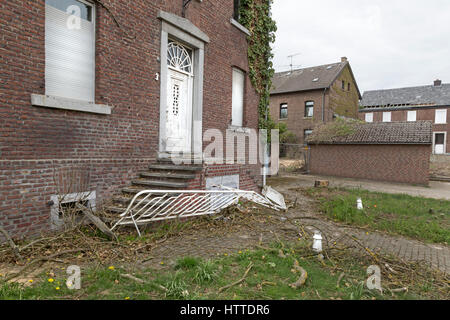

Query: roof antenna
[287,52,302,73]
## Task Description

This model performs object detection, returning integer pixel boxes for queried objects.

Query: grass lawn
[0,241,445,300]
[306,187,450,244]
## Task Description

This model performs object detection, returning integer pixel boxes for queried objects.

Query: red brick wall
[359,107,450,152]
[269,90,328,144]
[0,0,262,239]
[309,144,431,185]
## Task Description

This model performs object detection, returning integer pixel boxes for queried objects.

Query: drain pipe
[263,82,270,188]
[321,87,328,122]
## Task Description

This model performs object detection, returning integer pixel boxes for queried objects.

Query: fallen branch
[121,273,146,284]
[76,203,118,241]
[4,248,85,282]
[0,226,22,261]
[289,260,308,289]
[218,262,253,293]
[336,272,345,288]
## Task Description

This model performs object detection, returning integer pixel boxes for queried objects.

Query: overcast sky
[271,0,450,93]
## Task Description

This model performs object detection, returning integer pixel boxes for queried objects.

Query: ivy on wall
[239,0,277,131]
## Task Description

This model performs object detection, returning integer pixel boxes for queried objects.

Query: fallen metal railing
[111,187,286,236]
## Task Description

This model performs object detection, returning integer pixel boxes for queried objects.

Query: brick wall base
[309,144,431,185]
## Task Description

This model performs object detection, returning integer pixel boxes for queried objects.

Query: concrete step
[132,179,188,188]
[139,171,196,180]
[112,196,159,206]
[148,164,203,172]
[121,187,176,196]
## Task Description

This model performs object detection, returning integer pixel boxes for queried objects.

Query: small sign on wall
[206,175,240,190]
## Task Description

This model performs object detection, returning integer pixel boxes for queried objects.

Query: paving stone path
[144,186,449,274]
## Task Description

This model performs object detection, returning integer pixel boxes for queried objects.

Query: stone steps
[106,160,202,216]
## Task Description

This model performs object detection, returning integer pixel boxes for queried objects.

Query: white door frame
[158,17,207,160]
[433,131,447,154]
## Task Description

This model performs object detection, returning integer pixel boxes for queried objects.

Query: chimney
[434,79,442,87]
[341,57,348,63]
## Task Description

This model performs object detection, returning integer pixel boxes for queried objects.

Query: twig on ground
[218,262,253,293]
[4,248,85,282]
[0,226,22,261]
[289,260,308,289]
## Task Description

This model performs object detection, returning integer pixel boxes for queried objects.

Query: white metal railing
[111,188,286,236]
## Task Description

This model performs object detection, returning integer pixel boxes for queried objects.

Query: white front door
[165,41,194,153]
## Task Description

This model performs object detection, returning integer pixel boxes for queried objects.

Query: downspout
[322,87,328,122]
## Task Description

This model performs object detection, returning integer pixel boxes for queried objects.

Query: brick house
[0,0,265,239]
[307,121,432,185]
[269,57,362,145]
[359,80,450,155]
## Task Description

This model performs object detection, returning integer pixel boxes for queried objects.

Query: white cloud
[271,0,450,92]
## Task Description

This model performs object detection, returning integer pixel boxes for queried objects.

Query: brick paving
[144,187,449,274]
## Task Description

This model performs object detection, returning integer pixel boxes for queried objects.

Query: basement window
[382,112,391,122]
[365,113,373,123]
[50,191,96,229]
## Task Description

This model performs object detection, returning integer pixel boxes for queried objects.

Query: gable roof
[306,121,432,145]
[360,83,450,108]
[270,61,362,98]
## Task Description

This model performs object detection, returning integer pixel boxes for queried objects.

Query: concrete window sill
[230,18,250,36]
[31,94,112,115]
[227,125,252,134]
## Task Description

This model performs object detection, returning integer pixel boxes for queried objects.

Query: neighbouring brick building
[0,0,266,239]
[307,121,432,185]
[269,57,362,145]
[359,80,450,155]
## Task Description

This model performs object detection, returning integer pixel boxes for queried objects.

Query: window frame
[45,0,97,103]
[365,113,373,123]
[304,129,313,139]
[382,112,391,122]
[279,103,288,119]
[407,110,417,122]
[231,67,246,127]
[433,132,447,154]
[305,101,314,118]
[435,109,447,124]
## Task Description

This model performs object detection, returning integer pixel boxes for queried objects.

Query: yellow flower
[366,232,369,235]
[224,253,228,256]
[55,287,60,290]
[28,279,34,283]
[124,297,130,300]
[108,266,115,270]
[238,251,242,254]
[160,261,164,265]
[0,273,3,277]
[48,278,54,283]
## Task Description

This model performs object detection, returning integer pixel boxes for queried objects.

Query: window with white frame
[382,112,391,122]
[435,109,447,124]
[280,103,288,119]
[407,110,417,122]
[232,68,245,127]
[365,113,373,123]
[45,0,95,102]
[305,101,314,118]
